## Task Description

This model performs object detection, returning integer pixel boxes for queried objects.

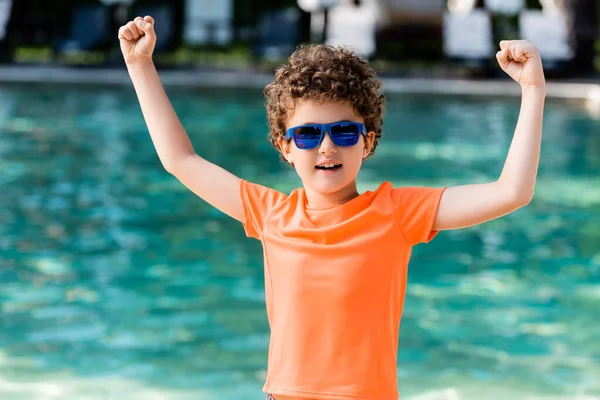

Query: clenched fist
[496,40,545,88]
[118,16,156,66]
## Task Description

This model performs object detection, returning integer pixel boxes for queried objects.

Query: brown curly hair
[264,44,386,161]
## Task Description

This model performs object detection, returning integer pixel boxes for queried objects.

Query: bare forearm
[127,62,194,171]
[498,85,546,202]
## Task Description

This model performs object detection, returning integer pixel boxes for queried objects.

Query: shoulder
[239,179,297,239]
[372,181,445,207]
[368,181,416,200]
[241,179,289,199]
[387,181,443,196]
[240,179,307,213]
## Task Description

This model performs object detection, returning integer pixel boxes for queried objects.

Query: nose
[318,131,337,155]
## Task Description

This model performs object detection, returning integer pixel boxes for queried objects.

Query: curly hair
[264,44,386,161]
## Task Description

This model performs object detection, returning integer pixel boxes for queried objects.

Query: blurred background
[1,1,600,400]
[0,0,598,76]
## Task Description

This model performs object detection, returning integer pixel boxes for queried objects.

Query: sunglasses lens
[293,126,322,149]
[330,123,361,146]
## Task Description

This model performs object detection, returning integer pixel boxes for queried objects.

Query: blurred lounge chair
[442,7,493,66]
[0,0,11,62]
[325,0,378,58]
[253,8,301,61]
[519,8,573,70]
[0,0,10,42]
[183,0,233,46]
[53,4,111,54]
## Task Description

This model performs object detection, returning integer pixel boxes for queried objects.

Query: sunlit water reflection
[0,83,599,400]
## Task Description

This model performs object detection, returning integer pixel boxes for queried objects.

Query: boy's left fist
[496,40,545,88]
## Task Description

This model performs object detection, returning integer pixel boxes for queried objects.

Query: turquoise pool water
[0,83,599,400]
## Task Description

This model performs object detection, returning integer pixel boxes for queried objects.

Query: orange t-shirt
[240,179,446,400]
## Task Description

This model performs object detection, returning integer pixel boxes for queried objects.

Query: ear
[277,138,293,164]
[362,131,375,158]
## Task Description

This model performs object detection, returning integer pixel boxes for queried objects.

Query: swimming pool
[0,83,599,400]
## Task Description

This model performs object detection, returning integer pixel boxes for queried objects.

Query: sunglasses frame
[285,121,367,150]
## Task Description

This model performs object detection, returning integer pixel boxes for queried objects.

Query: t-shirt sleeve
[392,185,447,246]
[239,179,288,240]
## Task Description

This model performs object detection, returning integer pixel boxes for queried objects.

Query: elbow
[163,161,178,175]
[497,179,534,209]
[516,193,533,208]
[162,154,192,176]
[510,188,534,209]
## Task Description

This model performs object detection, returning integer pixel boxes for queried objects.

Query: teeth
[318,163,338,168]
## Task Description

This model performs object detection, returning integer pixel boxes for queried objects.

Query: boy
[119,15,545,400]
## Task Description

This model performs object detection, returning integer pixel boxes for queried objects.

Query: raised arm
[119,16,243,222]
[433,40,545,231]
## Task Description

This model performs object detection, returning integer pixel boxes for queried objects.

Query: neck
[304,181,359,209]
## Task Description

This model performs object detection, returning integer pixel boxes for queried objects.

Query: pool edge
[0,65,599,103]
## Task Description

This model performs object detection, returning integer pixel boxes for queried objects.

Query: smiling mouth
[315,164,342,171]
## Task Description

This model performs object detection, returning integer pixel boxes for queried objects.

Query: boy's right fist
[118,16,156,65]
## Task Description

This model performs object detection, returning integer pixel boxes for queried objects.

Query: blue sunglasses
[285,121,367,150]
